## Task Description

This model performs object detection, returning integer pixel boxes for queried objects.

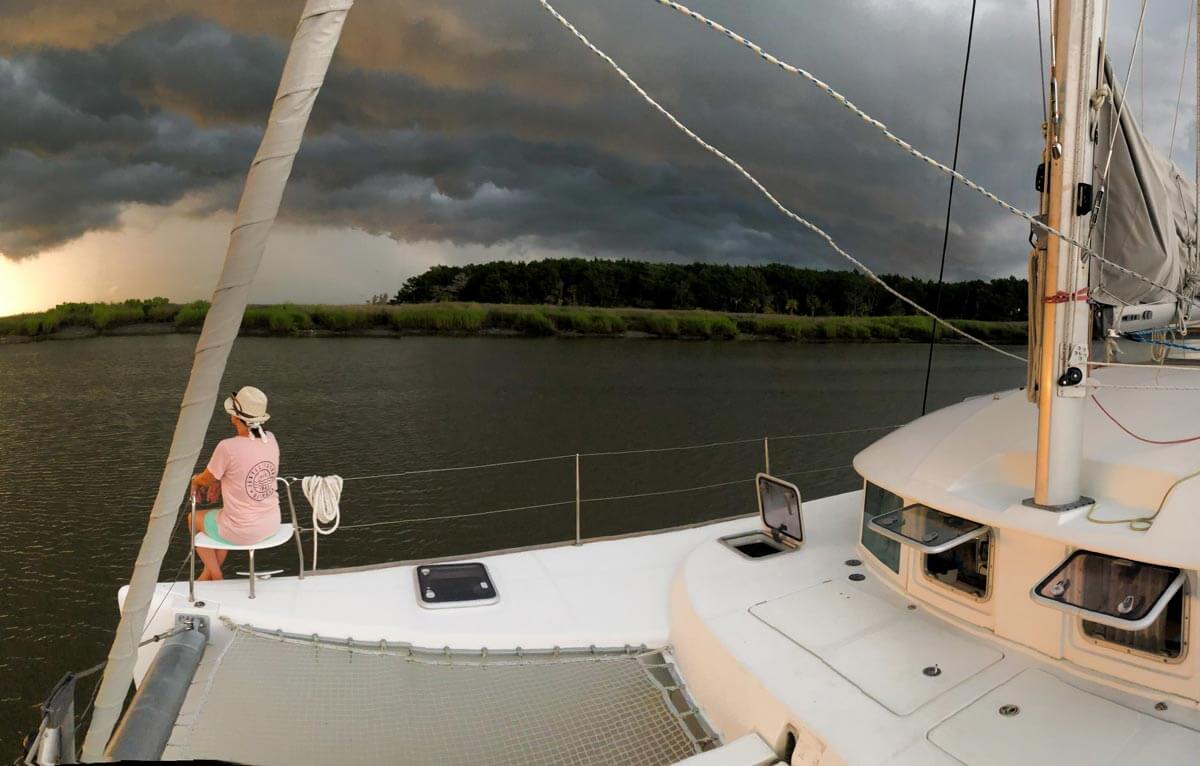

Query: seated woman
[190,386,281,581]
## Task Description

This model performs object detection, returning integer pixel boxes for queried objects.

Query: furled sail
[80,1,354,759]
[1091,59,1198,310]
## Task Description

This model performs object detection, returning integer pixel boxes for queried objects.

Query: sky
[0,0,1193,315]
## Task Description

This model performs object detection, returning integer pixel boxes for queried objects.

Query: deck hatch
[756,473,803,545]
[866,503,987,554]
[1031,550,1185,630]
[415,562,498,608]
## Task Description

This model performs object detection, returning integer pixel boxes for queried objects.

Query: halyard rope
[639,0,1193,305]
[539,0,1026,363]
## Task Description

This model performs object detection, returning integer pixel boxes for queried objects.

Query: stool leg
[249,549,256,599]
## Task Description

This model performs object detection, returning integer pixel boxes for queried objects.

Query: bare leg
[216,549,228,567]
[192,511,225,581]
[197,547,224,580]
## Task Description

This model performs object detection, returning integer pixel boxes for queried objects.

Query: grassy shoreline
[0,300,1027,344]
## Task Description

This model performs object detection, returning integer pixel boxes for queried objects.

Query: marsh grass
[174,301,210,328]
[242,304,314,334]
[1,299,1027,344]
[388,305,487,332]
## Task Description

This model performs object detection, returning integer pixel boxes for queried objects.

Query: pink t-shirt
[206,432,281,544]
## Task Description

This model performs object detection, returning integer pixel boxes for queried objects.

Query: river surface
[0,334,1024,752]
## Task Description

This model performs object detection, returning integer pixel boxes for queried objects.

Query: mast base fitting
[1022,495,1095,513]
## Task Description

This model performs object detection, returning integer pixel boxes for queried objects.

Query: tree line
[391,259,1027,321]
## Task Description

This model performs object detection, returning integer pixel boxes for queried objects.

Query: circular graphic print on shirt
[245,460,278,501]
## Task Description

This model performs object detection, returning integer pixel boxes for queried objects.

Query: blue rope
[1123,331,1200,352]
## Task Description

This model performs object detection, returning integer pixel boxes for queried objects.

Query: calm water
[0,334,1023,751]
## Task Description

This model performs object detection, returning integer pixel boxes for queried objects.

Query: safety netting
[168,624,715,765]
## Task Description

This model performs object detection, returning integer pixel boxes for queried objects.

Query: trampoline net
[171,626,715,765]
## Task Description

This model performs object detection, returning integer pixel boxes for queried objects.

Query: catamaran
[22,0,1200,763]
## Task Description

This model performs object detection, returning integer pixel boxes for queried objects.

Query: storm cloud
[0,0,1194,283]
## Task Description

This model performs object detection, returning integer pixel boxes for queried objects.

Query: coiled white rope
[539,0,1026,363]
[302,475,343,570]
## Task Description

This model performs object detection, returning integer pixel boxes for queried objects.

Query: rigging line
[646,0,1192,307]
[540,0,1026,363]
[1088,381,1200,390]
[1166,0,1195,162]
[322,499,577,530]
[764,425,901,441]
[313,465,854,531]
[1093,359,1200,372]
[1036,0,1048,128]
[1091,394,1200,443]
[580,464,850,505]
[341,454,576,482]
[583,425,898,457]
[1122,329,1200,352]
[1097,0,1150,187]
[75,544,190,742]
[922,0,978,417]
[334,426,896,485]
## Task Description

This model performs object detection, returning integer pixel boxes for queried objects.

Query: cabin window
[924,533,991,599]
[866,502,992,596]
[1033,550,1188,659]
[861,481,902,573]
[1082,587,1186,659]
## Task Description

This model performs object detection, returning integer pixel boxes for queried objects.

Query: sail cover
[1091,59,1198,308]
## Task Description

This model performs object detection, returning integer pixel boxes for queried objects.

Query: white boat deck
[672,491,1200,765]
[132,515,754,658]
[132,490,1200,764]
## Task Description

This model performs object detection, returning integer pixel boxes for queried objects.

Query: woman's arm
[191,469,220,503]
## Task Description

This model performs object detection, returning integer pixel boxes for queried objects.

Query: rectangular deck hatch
[756,473,803,545]
[1031,550,1185,630]
[416,562,499,608]
[867,503,987,554]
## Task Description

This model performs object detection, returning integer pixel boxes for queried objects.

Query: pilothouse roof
[854,365,1200,568]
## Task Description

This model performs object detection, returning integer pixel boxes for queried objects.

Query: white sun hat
[224,386,271,426]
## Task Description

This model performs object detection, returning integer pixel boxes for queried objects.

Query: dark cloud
[0,0,1192,284]
[0,149,197,254]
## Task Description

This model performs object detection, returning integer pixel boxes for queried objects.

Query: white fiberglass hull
[121,483,1200,765]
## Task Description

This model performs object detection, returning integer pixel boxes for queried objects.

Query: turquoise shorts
[202,511,231,545]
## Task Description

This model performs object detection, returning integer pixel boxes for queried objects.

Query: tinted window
[862,481,902,573]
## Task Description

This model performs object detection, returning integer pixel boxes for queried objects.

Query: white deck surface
[132,490,1200,764]
[134,515,754,653]
[673,490,1200,764]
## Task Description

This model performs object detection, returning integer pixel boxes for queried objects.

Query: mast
[1031,0,1105,509]
[80,1,354,758]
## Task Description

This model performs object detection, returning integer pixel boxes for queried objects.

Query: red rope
[1090,395,1200,445]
